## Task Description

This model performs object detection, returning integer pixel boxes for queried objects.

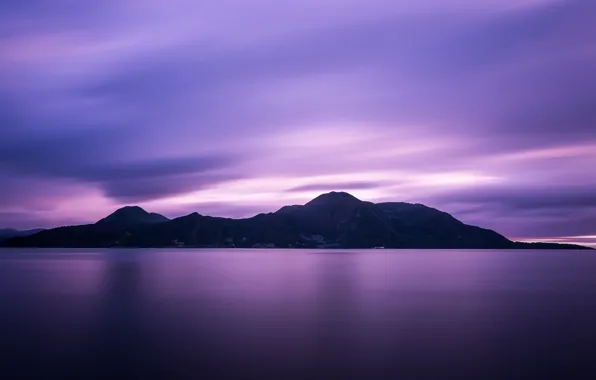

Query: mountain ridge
[0,228,45,242]
[2,192,592,249]
[95,206,169,228]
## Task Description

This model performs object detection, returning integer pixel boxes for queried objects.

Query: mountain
[0,228,45,242]
[95,206,169,228]
[2,192,592,249]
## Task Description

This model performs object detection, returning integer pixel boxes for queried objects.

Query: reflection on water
[96,253,145,377]
[1,248,596,379]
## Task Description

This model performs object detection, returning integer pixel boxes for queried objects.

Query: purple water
[1,249,596,379]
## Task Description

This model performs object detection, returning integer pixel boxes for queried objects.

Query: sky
[0,0,595,247]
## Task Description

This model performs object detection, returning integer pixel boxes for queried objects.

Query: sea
[1,248,595,379]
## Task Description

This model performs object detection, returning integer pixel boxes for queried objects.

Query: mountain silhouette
[0,228,45,242]
[3,192,591,249]
[96,206,169,228]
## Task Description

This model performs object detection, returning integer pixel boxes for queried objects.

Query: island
[3,192,591,249]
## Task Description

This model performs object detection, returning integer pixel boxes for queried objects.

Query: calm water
[1,249,596,379]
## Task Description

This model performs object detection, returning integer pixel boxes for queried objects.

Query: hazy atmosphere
[1,0,595,246]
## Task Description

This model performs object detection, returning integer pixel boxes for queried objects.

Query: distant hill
[0,228,45,242]
[3,192,592,249]
[95,206,169,228]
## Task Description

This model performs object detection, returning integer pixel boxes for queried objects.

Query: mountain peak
[96,206,169,227]
[118,206,144,211]
[106,206,149,217]
[306,191,361,206]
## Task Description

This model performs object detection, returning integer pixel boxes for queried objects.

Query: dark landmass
[95,206,169,227]
[511,241,590,250]
[0,228,45,242]
[3,192,592,249]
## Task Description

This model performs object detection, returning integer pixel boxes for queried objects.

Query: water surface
[1,249,595,379]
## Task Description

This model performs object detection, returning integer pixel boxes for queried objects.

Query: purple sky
[1,0,595,246]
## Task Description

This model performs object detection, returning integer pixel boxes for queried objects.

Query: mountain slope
[377,202,511,248]
[3,193,592,249]
[95,206,169,228]
[271,192,403,248]
[0,228,45,242]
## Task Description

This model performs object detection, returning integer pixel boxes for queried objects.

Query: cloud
[0,0,594,240]
[101,172,240,203]
[0,117,242,205]
[417,182,596,238]
[429,183,596,209]
[287,181,383,193]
